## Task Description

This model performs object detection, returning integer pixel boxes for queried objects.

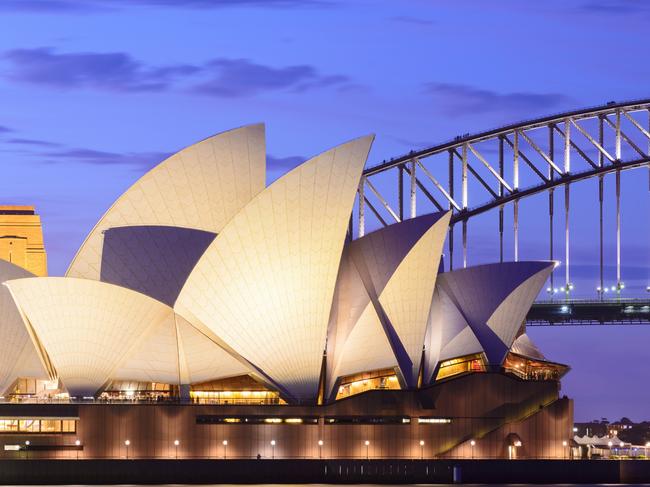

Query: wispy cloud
[0,125,13,133]
[2,47,353,97]
[267,154,304,170]
[579,0,650,14]
[423,82,570,117]
[3,47,199,92]
[7,137,61,147]
[390,16,435,27]
[193,58,350,97]
[40,147,171,169]
[0,0,331,12]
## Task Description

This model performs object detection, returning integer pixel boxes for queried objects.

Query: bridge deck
[527,299,650,326]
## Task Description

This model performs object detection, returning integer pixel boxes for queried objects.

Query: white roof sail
[431,261,555,367]
[67,124,266,281]
[113,312,251,385]
[424,283,478,383]
[510,333,546,360]
[175,314,251,384]
[0,260,48,395]
[5,277,180,397]
[328,212,450,390]
[373,211,450,384]
[175,135,374,402]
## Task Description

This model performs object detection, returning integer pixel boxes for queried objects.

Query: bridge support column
[548,125,555,293]
[616,168,621,291]
[598,117,605,300]
[513,201,519,262]
[358,177,365,238]
[462,220,467,268]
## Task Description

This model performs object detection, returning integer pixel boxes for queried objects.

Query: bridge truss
[358,99,650,304]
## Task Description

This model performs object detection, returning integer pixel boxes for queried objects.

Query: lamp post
[222,440,228,459]
[419,440,425,460]
[470,439,476,459]
[173,439,179,459]
[75,439,81,460]
[25,440,30,460]
[318,440,323,459]
[125,440,131,459]
[270,440,276,459]
[562,440,568,459]
[364,440,370,460]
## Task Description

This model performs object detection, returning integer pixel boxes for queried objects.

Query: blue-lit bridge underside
[526,299,650,326]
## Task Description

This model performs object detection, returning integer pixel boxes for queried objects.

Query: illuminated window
[418,417,452,424]
[190,376,285,405]
[503,352,568,381]
[335,368,400,400]
[196,416,318,425]
[0,420,18,432]
[19,420,39,432]
[0,418,76,434]
[325,416,410,425]
[436,354,486,381]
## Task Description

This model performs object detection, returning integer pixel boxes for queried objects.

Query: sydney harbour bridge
[354,100,650,326]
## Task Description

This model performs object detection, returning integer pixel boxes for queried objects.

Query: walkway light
[419,440,425,459]
[173,439,179,459]
[25,440,30,460]
[470,439,476,459]
[270,439,276,459]
[75,439,81,460]
[364,440,370,459]
[318,439,323,459]
[124,440,130,459]
[222,440,228,459]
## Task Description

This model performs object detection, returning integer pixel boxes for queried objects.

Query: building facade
[0,125,572,460]
[0,206,47,277]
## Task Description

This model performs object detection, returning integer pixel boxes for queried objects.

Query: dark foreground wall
[0,459,647,484]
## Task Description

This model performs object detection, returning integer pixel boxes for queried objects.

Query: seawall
[0,459,649,484]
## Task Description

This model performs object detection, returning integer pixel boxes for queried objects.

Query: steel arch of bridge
[357,99,650,299]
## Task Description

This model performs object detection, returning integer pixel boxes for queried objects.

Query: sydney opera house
[0,125,572,460]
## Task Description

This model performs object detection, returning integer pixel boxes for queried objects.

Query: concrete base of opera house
[0,459,649,484]
[0,373,572,462]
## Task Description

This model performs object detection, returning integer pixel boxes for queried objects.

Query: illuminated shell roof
[327,212,450,394]
[175,135,374,401]
[0,260,47,394]
[5,278,248,397]
[424,261,554,382]
[67,124,266,282]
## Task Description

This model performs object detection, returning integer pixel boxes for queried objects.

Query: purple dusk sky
[0,0,648,421]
